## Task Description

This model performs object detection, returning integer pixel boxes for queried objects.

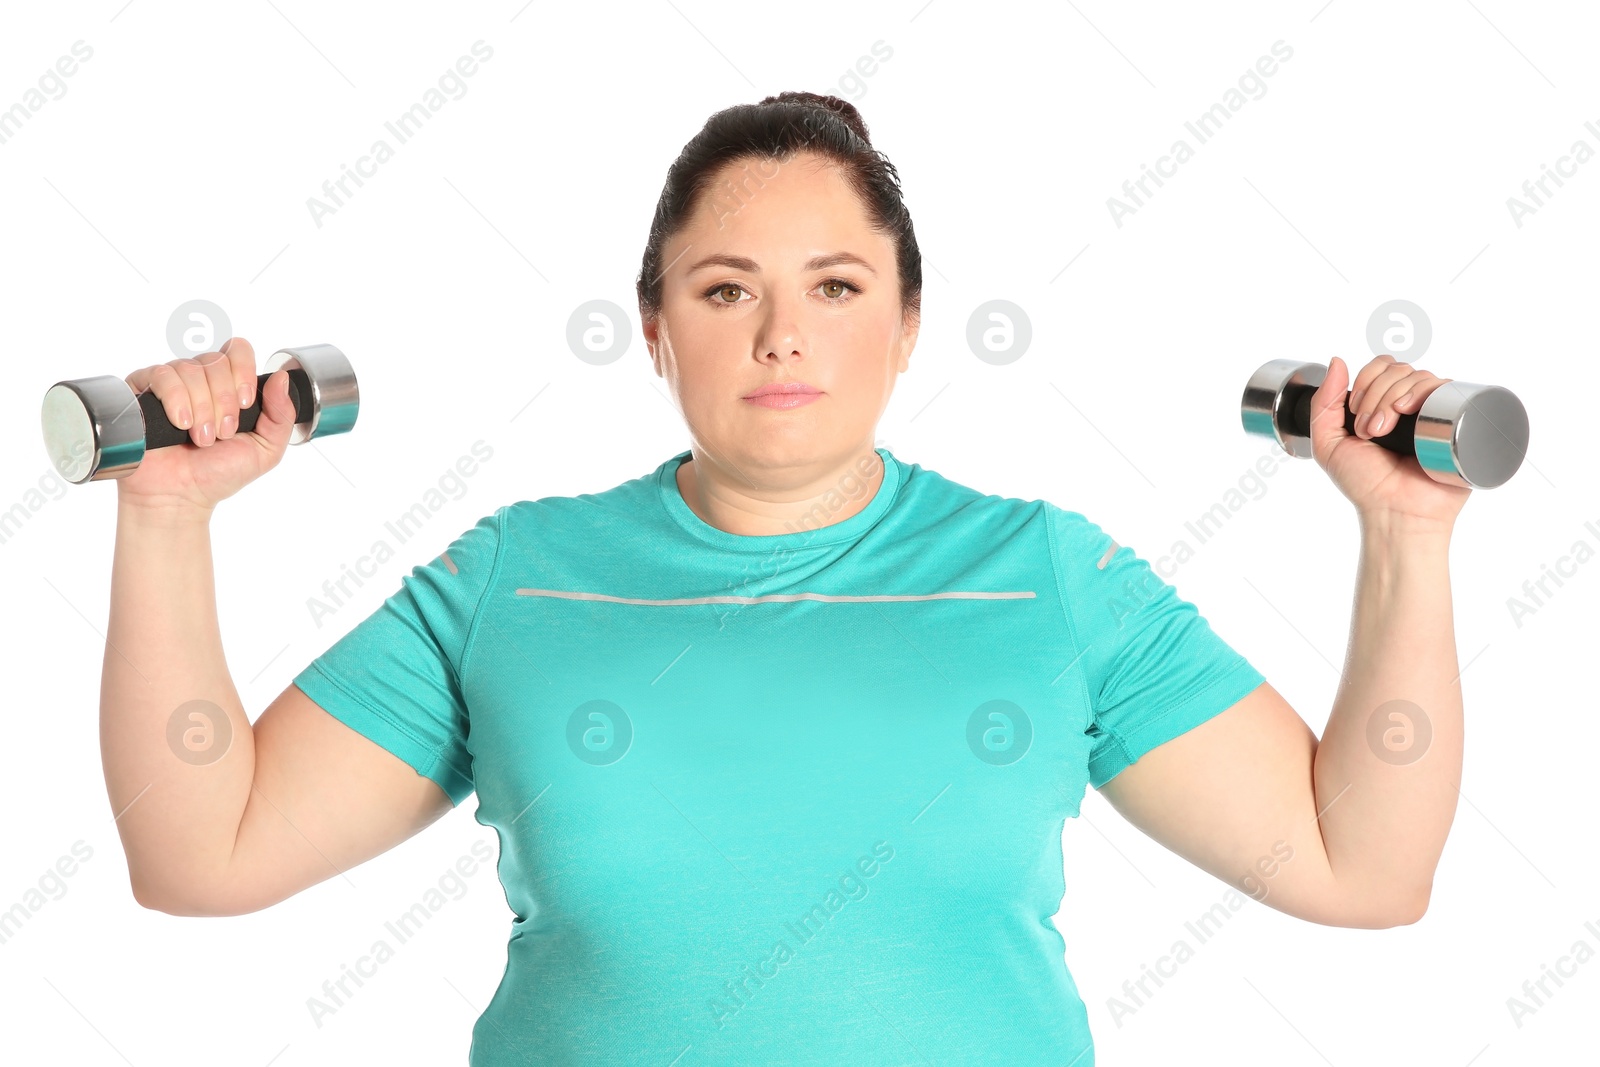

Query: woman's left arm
[1098,354,1473,930]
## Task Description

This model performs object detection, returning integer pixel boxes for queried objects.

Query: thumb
[251,367,299,453]
[1308,355,1352,456]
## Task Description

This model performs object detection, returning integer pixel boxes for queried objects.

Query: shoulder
[892,453,1059,533]
[453,459,685,576]
[493,456,674,532]
[883,455,1140,591]
[899,456,1120,556]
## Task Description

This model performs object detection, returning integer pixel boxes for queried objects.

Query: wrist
[1357,508,1453,546]
[116,493,215,527]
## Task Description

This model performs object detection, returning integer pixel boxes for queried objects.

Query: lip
[742,381,821,398]
[742,382,821,410]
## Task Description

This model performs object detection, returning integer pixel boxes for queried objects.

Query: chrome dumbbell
[41,343,359,484]
[1240,359,1528,489]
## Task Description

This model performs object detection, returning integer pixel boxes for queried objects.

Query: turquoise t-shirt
[293,446,1264,1066]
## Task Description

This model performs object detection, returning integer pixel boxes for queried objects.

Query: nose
[755,291,803,364]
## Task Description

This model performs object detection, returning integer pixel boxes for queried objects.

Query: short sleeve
[1046,505,1265,790]
[291,507,505,806]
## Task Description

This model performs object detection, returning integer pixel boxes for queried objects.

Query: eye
[706,284,748,306]
[819,278,862,302]
[700,278,863,308]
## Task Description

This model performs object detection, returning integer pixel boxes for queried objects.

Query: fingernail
[200,421,213,443]
[1371,412,1385,433]
[222,414,236,436]
[1355,412,1370,436]
[1351,389,1364,410]
[1396,390,1413,408]
[239,385,252,407]
[177,408,191,429]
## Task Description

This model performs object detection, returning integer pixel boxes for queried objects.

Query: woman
[103,91,1469,1065]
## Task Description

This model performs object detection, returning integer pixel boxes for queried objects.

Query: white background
[2,1,1595,1064]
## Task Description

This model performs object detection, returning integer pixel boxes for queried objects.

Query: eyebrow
[685,251,878,277]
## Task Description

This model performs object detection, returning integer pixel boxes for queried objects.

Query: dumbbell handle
[140,368,316,448]
[1281,382,1418,458]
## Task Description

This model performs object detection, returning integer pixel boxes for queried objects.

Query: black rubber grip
[1281,382,1417,457]
[138,368,314,449]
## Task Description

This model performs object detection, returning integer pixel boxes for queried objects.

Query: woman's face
[643,150,917,479]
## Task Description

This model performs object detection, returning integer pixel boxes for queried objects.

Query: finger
[124,364,155,393]
[127,363,194,435]
[194,349,241,441]
[1348,354,1401,414]
[1356,374,1420,441]
[250,366,298,452]
[1308,354,1353,454]
[1377,373,1452,430]
[1384,371,1441,412]
[219,337,258,410]
[1351,362,1415,437]
[171,358,217,446]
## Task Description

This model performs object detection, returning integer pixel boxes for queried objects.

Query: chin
[721,430,824,467]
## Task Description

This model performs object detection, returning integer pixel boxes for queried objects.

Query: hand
[115,337,299,514]
[1307,354,1471,533]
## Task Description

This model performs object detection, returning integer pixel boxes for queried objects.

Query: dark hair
[635,90,921,328]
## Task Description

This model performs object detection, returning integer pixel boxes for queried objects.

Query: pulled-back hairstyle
[635,90,921,328]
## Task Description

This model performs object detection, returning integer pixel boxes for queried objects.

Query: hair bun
[758,90,871,145]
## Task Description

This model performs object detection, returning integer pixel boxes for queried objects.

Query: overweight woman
[102,91,1470,1065]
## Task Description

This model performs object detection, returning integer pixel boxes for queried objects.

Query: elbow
[1386,889,1431,927]
[130,876,192,916]
[129,872,256,918]
[1336,883,1431,929]
[1360,901,1427,929]
[1382,879,1433,927]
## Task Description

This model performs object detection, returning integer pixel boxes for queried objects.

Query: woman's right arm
[102,339,453,917]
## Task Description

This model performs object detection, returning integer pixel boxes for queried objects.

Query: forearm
[102,500,256,909]
[1313,513,1462,922]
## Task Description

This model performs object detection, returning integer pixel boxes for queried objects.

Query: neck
[675,445,886,537]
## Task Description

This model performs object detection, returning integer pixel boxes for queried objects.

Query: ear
[896,314,919,373]
[641,312,661,376]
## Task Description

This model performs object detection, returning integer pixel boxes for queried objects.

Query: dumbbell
[1240,359,1528,489]
[41,343,359,484]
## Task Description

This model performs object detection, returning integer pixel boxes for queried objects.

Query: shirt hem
[293,662,475,806]
[1087,660,1266,790]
